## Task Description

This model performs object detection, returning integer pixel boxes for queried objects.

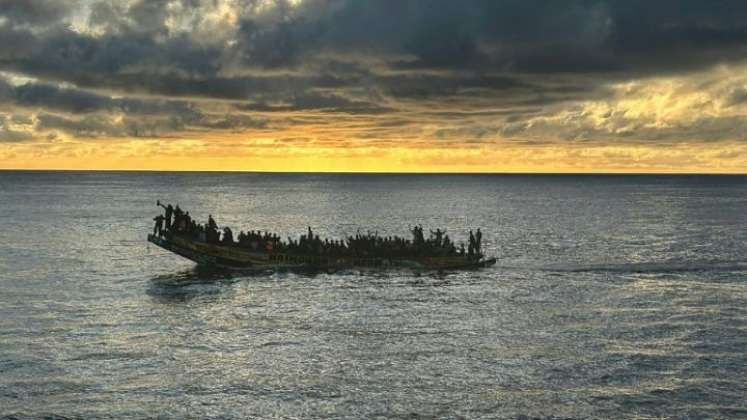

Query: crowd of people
[153,202,483,259]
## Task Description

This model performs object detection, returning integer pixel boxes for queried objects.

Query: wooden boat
[147,233,496,271]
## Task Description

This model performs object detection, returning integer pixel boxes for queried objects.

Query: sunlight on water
[0,172,745,418]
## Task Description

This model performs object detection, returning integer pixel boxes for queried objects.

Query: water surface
[0,172,745,418]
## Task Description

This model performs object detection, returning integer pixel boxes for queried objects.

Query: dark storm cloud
[0,27,223,86]
[0,0,77,25]
[1,0,747,143]
[1,1,745,94]
[12,82,114,113]
[238,0,747,74]
[0,76,269,137]
[0,77,200,116]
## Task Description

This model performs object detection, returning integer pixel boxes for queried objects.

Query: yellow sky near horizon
[3,137,746,173]
[3,69,747,173]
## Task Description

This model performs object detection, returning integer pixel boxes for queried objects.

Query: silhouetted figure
[183,212,191,232]
[153,214,164,236]
[431,228,443,246]
[468,230,476,257]
[157,201,174,230]
[475,228,482,256]
[207,226,219,243]
[169,205,183,232]
[411,225,425,247]
[222,227,234,244]
[166,205,173,229]
[442,234,452,255]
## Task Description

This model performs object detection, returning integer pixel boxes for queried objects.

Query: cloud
[0,0,78,25]
[2,1,746,102]
[726,86,747,106]
[0,76,270,138]
[1,0,747,171]
[0,114,32,142]
[0,77,201,115]
[30,106,269,139]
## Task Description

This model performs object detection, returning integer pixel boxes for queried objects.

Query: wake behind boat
[147,201,496,271]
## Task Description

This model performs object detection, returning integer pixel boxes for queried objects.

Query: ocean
[0,171,745,418]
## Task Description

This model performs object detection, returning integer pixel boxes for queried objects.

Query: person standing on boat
[171,205,183,232]
[153,214,165,236]
[468,230,476,257]
[411,225,423,245]
[475,228,482,257]
[157,201,174,230]
[203,215,215,241]
[431,228,443,247]
[442,234,452,255]
[166,204,173,230]
[222,226,234,244]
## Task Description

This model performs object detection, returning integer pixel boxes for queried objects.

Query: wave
[508,260,747,274]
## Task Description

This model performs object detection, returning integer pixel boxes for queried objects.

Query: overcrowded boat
[147,201,497,271]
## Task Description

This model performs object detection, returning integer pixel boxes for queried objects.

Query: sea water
[0,172,745,418]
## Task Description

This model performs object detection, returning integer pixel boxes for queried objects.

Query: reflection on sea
[147,266,471,304]
[147,267,240,302]
[0,173,745,418]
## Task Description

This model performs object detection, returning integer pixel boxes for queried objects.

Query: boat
[148,232,496,271]
[147,204,496,271]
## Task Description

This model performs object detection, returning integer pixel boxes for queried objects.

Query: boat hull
[148,234,496,271]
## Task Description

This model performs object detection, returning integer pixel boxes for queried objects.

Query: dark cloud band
[1,0,747,146]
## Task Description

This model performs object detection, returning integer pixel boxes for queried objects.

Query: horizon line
[1,168,745,176]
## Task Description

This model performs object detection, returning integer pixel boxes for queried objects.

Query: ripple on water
[1,173,746,418]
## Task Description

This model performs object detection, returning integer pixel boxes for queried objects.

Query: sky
[1,0,747,173]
